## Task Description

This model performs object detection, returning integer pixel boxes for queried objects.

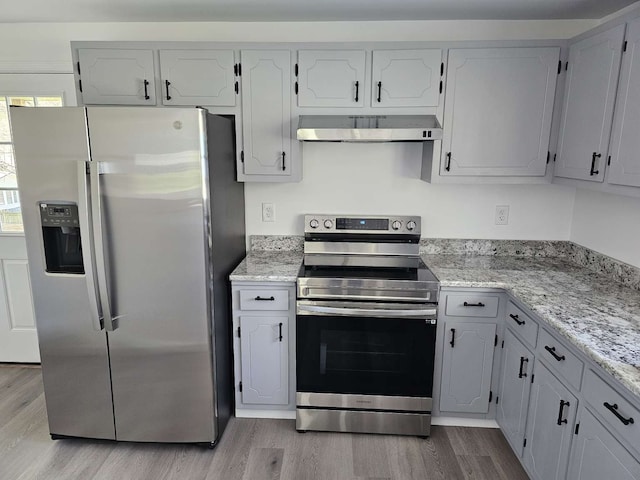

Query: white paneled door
[0,73,76,362]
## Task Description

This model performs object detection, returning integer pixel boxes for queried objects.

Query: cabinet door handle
[255,296,275,301]
[354,81,359,102]
[544,345,566,362]
[509,313,525,325]
[278,322,283,342]
[377,81,382,102]
[590,152,601,176]
[143,79,150,100]
[449,328,456,348]
[603,402,635,426]
[281,151,286,171]
[518,356,528,378]
[445,152,452,172]
[557,400,570,425]
[165,80,172,100]
[464,301,485,307]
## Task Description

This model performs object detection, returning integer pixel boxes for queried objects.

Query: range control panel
[39,203,80,227]
[304,214,420,235]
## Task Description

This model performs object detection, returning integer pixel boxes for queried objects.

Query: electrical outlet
[495,205,509,225]
[262,202,275,222]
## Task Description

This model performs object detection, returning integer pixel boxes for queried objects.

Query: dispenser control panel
[39,203,80,226]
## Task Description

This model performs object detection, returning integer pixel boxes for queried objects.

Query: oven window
[297,315,435,397]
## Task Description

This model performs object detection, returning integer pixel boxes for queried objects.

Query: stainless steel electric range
[296,214,440,437]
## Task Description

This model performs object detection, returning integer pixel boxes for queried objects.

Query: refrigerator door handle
[89,161,118,331]
[77,161,104,331]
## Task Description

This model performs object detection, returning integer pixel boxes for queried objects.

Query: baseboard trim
[431,417,499,428]
[235,409,296,420]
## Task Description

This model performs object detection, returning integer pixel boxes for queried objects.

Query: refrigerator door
[86,107,216,443]
[10,107,115,440]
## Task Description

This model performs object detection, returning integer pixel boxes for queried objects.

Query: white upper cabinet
[441,47,559,177]
[159,50,236,106]
[608,18,640,188]
[555,24,626,182]
[371,49,442,107]
[297,50,365,107]
[240,50,292,177]
[77,49,156,105]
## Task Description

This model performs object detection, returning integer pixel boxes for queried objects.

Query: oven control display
[336,218,389,230]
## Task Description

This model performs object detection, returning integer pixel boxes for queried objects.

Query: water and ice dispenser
[39,203,84,274]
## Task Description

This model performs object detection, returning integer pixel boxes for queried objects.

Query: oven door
[296,300,437,399]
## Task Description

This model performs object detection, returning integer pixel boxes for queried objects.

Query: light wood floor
[0,365,529,480]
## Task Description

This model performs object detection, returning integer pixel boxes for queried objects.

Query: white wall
[570,189,640,268]
[0,20,595,73]
[246,143,576,239]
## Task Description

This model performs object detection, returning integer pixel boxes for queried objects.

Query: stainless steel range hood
[297,115,442,142]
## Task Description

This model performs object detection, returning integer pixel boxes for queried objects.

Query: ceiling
[1,0,637,23]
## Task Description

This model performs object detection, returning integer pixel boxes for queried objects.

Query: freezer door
[10,107,115,440]
[86,107,216,443]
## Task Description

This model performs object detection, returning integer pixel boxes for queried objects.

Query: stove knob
[407,220,417,231]
[391,220,402,230]
[323,219,333,229]
[309,219,319,229]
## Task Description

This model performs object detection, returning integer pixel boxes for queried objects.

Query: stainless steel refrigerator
[11,106,245,446]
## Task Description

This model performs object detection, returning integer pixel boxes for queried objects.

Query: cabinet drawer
[583,369,640,452]
[537,328,584,390]
[444,294,499,318]
[239,290,289,311]
[505,301,539,348]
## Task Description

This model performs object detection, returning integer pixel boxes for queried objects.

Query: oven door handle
[297,304,437,318]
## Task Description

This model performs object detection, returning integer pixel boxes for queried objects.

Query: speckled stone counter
[229,251,302,282]
[424,254,640,398]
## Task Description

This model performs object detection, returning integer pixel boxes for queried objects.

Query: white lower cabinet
[568,408,640,480]
[232,281,296,415]
[439,321,496,413]
[239,315,288,405]
[496,328,534,456]
[523,362,577,480]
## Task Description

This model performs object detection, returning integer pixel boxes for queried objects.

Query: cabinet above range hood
[297,115,442,142]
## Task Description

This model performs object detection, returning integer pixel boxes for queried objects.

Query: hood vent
[297,115,442,143]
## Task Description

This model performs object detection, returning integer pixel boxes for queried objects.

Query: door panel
[86,107,215,443]
[555,25,625,182]
[11,107,114,439]
[439,321,496,413]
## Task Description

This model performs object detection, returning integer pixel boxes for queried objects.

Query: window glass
[0,97,10,142]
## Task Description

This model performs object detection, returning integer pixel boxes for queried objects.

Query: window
[0,95,63,233]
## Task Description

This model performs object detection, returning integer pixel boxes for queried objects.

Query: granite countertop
[229,251,303,282]
[424,254,640,398]
[229,249,640,398]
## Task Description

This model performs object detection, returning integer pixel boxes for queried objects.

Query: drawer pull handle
[354,80,359,102]
[255,296,275,301]
[545,345,566,362]
[450,328,456,348]
[377,81,382,102]
[604,402,635,426]
[509,313,525,325]
[143,79,150,100]
[278,322,283,342]
[518,356,528,378]
[557,400,570,426]
[165,79,172,100]
[463,301,485,307]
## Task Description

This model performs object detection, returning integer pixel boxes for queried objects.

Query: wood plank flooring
[0,365,529,480]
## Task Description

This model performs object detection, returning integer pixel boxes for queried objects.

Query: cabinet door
[555,24,625,182]
[240,50,291,176]
[159,49,236,106]
[372,49,441,107]
[240,315,288,405]
[524,362,577,480]
[297,50,365,107]
[442,47,559,177]
[78,49,156,105]
[439,321,496,413]
[608,18,640,187]
[567,408,640,480]
[497,329,534,457]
